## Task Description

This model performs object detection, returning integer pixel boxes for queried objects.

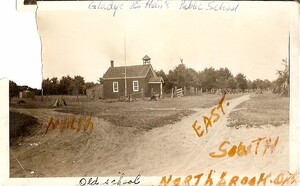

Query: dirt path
[119,94,289,177]
[10,94,289,178]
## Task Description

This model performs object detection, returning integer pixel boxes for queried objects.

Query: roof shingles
[103,65,153,79]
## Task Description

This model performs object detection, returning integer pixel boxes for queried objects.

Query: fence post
[141,88,144,100]
[184,86,187,96]
[171,88,174,98]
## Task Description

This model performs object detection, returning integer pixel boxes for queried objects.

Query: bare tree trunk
[76,89,79,101]
[41,89,43,102]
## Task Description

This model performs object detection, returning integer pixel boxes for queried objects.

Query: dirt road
[10,94,289,178]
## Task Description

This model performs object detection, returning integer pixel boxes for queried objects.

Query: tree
[72,75,85,100]
[155,69,170,92]
[247,80,253,90]
[42,78,54,95]
[235,73,248,90]
[274,59,289,96]
[98,77,103,85]
[42,77,59,95]
[186,68,200,88]
[50,77,59,95]
[155,70,167,81]
[251,81,257,89]
[216,67,234,89]
[252,79,273,90]
[166,63,201,89]
[9,80,19,98]
[226,77,237,90]
[167,63,187,88]
[263,79,273,90]
[85,82,96,89]
[199,67,217,91]
[58,76,73,95]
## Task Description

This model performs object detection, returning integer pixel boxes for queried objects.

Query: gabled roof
[102,64,156,79]
[149,77,164,84]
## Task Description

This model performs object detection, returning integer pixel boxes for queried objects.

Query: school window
[113,82,118,92]
[133,81,139,91]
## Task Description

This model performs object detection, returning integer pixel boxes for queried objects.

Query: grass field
[10,93,289,132]
[10,93,244,131]
[227,93,289,128]
[51,94,244,130]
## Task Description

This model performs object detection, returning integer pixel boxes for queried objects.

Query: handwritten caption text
[88,0,240,16]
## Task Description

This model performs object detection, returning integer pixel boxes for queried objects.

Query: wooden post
[184,86,187,96]
[171,88,173,98]
[160,82,163,98]
[151,88,153,96]
[41,88,43,102]
[141,88,144,100]
[196,87,198,94]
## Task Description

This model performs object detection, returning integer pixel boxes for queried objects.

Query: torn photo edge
[2,1,300,186]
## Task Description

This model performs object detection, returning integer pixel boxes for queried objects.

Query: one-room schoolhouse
[101,55,164,99]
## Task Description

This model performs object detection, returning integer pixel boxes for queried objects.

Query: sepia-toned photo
[7,1,299,185]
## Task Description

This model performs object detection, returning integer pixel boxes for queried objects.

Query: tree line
[41,75,97,96]
[155,64,274,93]
[9,60,289,97]
[9,75,97,98]
[9,81,41,98]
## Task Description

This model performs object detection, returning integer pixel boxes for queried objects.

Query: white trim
[113,82,118,92]
[147,65,157,78]
[133,81,139,91]
[148,82,162,84]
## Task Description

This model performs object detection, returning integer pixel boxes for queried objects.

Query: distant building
[86,85,103,99]
[102,55,164,99]
[19,90,35,99]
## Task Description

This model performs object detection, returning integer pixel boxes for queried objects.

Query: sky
[36,1,292,84]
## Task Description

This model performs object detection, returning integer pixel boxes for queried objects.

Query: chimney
[110,60,114,67]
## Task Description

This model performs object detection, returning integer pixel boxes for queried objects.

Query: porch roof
[148,76,164,84]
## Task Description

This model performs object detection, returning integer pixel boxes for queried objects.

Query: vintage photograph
[8,2,297,185]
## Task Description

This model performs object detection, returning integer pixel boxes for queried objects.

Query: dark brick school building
[102,55,164,99]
